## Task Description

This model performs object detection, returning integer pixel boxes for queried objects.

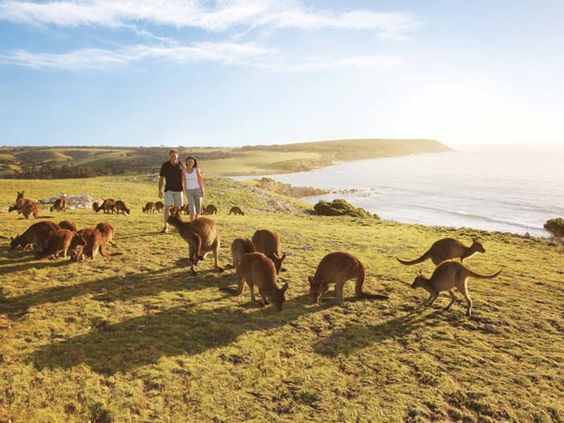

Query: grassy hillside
[0,176,562,422]
[0,139,450,178]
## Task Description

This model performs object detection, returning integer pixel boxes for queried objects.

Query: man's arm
[158,176,165,198]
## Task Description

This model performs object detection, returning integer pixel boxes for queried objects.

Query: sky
[0,0,563,149]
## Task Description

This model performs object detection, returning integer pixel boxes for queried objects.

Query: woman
[182,156,205,221]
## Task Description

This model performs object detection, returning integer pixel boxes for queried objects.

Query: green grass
[0,176,562,422]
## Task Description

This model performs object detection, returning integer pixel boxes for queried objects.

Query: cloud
[0,42,402,72]
[0,42,274,70]
[0,0,420,38]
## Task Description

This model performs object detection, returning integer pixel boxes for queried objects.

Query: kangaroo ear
[308,276,313,284]
[418,269,424,276]
[281,253,287,261]
[10,236,14,241]
[281,283,289,293]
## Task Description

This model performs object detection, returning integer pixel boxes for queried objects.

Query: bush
[544,218,564,238]
[313,199,379,219]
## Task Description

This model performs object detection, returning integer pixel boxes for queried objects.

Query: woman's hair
[185,156,198,168]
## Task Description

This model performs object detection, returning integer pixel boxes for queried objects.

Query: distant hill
[0,139,450,179]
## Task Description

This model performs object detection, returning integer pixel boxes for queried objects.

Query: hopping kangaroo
[397,237,486,266]
[252,229,286,274]
[230,238,256,270]
[167,210,223,275]
[231,252,289,310]
[36,229,85,260]
[411,260,502,317]
[10,221,60,252]
[308,252,388,305]
[228,206,244,216]
[50,197,67,212]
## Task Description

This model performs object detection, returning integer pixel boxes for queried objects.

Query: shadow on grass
[313,309,448,357]
[31,294,316,375]
[0,264,228,317]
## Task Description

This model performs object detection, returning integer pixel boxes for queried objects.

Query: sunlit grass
[0,176,562,422]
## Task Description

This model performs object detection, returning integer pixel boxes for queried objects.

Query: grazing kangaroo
[308,252,389,305]
[228,252,289,310]
[229,206,244,216]
[142,202,155,213]
[155,201,164,212]
[50,197,67,212]
[411,260,502,317]
[100,199,116,214]
[251,229,286,274]
[397,237,486,266]
[10,221,60,252]
[166,210,223,275]
[72,225,118,261]
[59,220,78,232]
[95,222,116,246]
[203,204,218,215]
[115,200,130,215]
[230,238,256,270]
[36,229,85,260]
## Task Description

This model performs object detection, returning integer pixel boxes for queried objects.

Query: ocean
[236,148,564,237]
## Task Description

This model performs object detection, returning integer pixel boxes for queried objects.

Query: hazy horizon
[1,1,563,149]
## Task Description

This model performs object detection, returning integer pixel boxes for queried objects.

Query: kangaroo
[411,260,502,317]
[203,204,218,215]
[397,237,486,266]
[36,229,85,260]
[11,191,39,219]
[95,222,116,246]
[251,229,286,274]
[308,252,389,305]
[92,202,101,213]
[72,225,119,261]
[166,210,223,275]
[230,238,256,270]
[142,202,155,213]
[50,197,67,212]
[229,206,244,216]
[59,220,78,232]
[115,200,130,215]
[10,221,60,252]
[100,199,116,214]
[155,201,164,212]
[228,252,289,310]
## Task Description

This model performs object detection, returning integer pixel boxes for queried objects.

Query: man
[158,149,183,233]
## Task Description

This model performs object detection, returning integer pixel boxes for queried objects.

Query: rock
[524,232,531,238]
[484,324,497,333]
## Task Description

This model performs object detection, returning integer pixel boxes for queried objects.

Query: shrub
[544,218,564,238]
[313,199,379,219]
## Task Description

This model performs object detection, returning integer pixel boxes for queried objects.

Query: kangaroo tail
[466,268,502,279]
[396,249,431,265]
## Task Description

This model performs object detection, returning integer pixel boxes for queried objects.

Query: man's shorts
[164,191,183,208]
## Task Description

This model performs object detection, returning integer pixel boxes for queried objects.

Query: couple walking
[158,149,205,233]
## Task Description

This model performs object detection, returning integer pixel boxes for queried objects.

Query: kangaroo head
[271,283,289,310]
[272,253,286,274]
[308,276,326,301]
[9,235,22,250]
[411,269,427,289]
[17,191,24,199]
[71,244,85,261]
[471,238,485,253]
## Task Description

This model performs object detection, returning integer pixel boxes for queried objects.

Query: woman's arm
[197,168,205,196]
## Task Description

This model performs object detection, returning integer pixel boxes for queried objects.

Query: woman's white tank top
[185,169,200,189]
